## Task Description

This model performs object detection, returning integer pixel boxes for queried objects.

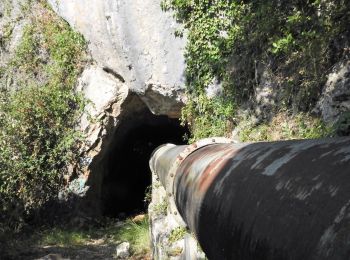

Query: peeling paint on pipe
[150,137,350,260]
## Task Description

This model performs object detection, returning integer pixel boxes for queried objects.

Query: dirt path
[1,217,151,260]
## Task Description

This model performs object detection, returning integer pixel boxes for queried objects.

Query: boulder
[116,242,130,259]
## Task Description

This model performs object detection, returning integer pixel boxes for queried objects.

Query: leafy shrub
[0,1,87,230]
[182,93,234,142]
[162,0,350,140]
[115,217,150,255]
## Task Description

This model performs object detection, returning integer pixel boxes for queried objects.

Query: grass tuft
[115,217,150,255]
[40,228,90,246]
[37,216,151,256]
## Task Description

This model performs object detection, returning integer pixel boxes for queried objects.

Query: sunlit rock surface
[317,61,350,123]
[48,0,186,117]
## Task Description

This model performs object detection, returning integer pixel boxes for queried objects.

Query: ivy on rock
[162,0,350,141]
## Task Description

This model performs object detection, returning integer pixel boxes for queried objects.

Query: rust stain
[176,145,241,196]
[197,149,238,194]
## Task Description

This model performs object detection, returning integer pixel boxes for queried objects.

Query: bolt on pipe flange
[165,137,235,227]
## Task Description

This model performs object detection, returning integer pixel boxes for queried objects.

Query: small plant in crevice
[238,112,332,142]
[167,246,183,257]
[168,226,187,244]
[151,199,168,215]
[144,184,153,205]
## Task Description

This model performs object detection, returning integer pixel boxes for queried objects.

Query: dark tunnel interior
[102,115,188,218]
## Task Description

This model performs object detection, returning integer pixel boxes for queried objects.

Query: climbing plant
[162,0,350,141]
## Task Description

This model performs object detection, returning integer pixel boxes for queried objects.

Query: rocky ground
[1,215,151,260]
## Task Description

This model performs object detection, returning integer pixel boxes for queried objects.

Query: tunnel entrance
[101,109,188,218]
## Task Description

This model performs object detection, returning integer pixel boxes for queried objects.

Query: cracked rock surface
[48,0,187,117]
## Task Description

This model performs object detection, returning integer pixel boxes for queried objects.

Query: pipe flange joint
[166,137,235,226]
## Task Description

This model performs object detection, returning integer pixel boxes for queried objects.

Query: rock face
[317,61,350,123]
[43,0,188,216]
[48,0,186,116]
[0,1,26,56]
[61,64,132,201]
[149,172,206,259]
[0,0,30,90]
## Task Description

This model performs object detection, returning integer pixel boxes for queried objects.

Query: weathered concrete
[150,137,350,260]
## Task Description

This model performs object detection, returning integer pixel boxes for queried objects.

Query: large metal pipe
[149,137,350,260]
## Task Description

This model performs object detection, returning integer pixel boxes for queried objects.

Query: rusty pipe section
[149,144,187,186]
[149,137,350,260]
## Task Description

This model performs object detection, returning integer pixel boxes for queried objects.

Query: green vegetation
[3,0,13,17]
[182,94,234,142]
[0,1,88,231]
[168,226,187,243]
[151,199,168,215]
[0,22,14,49]
[40,227,93,247]
[2,216,151,259]
[115,217,150,256]
[239,112,332,142]
[162,0,350,141]
[144,185,153,205]
[167,247,183,257]
[40,217,150,255]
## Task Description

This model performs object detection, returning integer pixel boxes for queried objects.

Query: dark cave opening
[101,114,188,218]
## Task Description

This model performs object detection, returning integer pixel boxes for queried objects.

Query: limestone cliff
[1,1,349,258]
[48,0,187,117]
